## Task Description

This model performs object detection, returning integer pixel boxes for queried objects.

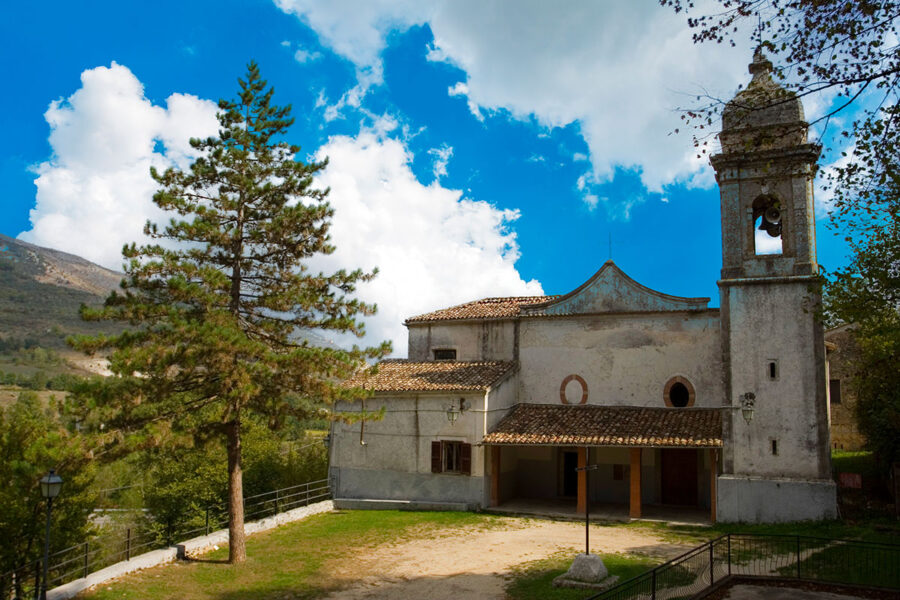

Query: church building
[329,49,838,523]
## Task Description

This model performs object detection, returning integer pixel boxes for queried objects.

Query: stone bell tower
[710,48,836,522]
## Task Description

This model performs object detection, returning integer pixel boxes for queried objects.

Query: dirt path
[322,518,688,600]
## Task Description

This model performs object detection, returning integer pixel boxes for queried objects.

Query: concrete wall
[721,280,831,480]
[717,475,837,523]
[407,320,516,361]
[517,312,723,407]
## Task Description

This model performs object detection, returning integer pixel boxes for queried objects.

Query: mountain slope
[0,233,123,351]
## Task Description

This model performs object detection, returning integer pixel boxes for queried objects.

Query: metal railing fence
[587,533,900,600]
[0,479,329,600]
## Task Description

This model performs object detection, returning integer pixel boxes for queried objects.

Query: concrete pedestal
[553,553,619,590]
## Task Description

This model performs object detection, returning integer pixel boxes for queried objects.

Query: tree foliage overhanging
[662,0,900,465]
[71,62,389,562]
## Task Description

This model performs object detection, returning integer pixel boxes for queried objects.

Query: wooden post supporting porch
[491,446,501,507]
[576,447,587,514]
[629,447,642,518]
[709,448,717,523]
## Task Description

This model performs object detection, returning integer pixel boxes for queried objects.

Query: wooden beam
[710,448,718,523]
[491,446,501,507]
[577,447,587,514]
[629,448,642,518]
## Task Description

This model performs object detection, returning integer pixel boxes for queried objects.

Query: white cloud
[310,128,542,355]
[447,81,484,122]
[275,0,433,119]
[20,63,540,357]
[428,144,453,180]
[20,62,219,270]
[274,1,754,195]
[294,48,322,63]
[815,146,856,219]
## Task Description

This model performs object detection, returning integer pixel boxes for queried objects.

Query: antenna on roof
[608,232,612,261]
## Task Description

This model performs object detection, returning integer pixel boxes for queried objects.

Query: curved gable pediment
[522,261,709,316]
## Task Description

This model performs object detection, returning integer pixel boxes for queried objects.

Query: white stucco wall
[517,311,724,407]
[407,321,517,361]
[722,280,830,480]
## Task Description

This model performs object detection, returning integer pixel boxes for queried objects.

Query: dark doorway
[661,449,698,506]
[562,451,578,497]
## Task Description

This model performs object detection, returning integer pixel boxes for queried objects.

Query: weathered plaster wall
[407,321,517,361]
[717,475,837,522]
[330,391,488,506]
[517,312,723,407]
[721,280,830,480]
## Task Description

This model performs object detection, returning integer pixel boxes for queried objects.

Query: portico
[482,404,722,522]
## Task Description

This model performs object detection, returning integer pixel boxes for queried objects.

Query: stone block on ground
[552,553,619,590]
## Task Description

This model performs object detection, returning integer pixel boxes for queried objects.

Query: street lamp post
[39,470,63,600]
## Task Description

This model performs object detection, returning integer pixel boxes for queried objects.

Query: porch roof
[482,404,723,448]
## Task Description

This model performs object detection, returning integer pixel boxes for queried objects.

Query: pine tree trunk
[226,417,246,563]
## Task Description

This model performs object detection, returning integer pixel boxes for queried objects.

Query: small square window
[829,379,842,404]
[433,348,457,361]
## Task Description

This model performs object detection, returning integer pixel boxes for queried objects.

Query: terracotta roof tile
[483,404,723,448]
[343,360,516,392]
[405,296,558,323]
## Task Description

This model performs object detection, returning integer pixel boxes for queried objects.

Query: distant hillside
[0,233,123,356]
[0,234,339,378]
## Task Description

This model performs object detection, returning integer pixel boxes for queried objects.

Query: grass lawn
[505,552,662,600]
[80,510,503,600]
[76,504,899,600]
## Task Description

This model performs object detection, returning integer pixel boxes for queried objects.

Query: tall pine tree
[74,63,388,562]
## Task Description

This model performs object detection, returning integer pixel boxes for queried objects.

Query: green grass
[80,510,503,600]
[505,552,662,600]
[832,450,878,478]
[612,514,900,547]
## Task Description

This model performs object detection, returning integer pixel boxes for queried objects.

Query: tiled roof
[482,404,723,448]
[406,296,558,323]
[343,360,516,392]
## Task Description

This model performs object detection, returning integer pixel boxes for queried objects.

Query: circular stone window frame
[559,374,588,405]
[663,376,696,408]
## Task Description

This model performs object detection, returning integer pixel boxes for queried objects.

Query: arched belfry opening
[752,194,782,255]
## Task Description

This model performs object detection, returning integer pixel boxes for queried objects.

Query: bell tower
[711,47,836,522]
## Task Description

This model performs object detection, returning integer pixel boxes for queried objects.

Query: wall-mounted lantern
[740,392,756,424]
[446,398,471,424]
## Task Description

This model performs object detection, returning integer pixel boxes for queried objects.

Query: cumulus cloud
[274,0,754,194]
[20,62,219,270]
[310,129,542,355]
[21,63,539,355]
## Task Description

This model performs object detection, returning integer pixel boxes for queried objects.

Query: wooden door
[661,449,698,506]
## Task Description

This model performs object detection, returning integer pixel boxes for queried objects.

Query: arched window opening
[752,195,783,255]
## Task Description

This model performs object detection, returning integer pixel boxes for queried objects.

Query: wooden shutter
[460,443,472,475]
[431,441,442,473]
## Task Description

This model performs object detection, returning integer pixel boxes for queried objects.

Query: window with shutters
[431,440,471,475]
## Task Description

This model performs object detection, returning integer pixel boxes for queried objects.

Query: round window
[664,376,695,408]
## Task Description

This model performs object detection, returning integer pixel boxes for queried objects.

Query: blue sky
[0,1,853,355]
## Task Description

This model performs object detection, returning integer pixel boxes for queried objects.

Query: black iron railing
[0,479,330,599]
[587,533,900,600]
